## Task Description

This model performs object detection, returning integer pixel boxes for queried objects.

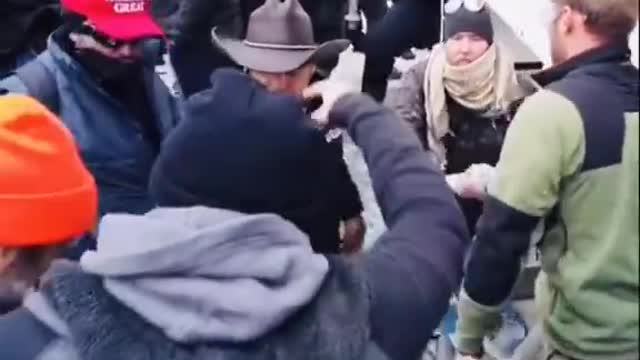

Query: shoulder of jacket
[404,57,430,85]
[0,307,61,360]
[514,89,584,138]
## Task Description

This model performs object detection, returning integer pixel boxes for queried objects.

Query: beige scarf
[424,43,526,165]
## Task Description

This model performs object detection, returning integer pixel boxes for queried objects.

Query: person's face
[282,64,317,96]
[446,32,490,66]
[70,32,144,63]
[0,246,60,286]
[254,64,317,96]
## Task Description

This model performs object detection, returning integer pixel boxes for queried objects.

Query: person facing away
[207,0,366,254]
[0,95,98,315]
[0,0,180,218]
[389,0,538,235]
[0,41,470,360]
[453,0,640,359]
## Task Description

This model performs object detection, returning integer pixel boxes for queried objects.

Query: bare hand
[447,164,495,200]
[341,216,366,254]
[303,80,357,127]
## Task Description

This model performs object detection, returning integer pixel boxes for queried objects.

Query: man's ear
[562,5,587,36]
[0,248,19,273]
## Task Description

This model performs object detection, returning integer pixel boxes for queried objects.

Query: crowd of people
[0,0,638,360]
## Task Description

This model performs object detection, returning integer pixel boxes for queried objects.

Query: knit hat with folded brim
[0,95,98,247]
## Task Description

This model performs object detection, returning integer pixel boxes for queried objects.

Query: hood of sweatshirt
[78,206,329,344]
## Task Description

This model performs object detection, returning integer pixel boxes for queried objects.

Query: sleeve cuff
[329,93,375,130]
[454,289,503,354]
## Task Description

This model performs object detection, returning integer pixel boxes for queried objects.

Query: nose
[459,38,472,54]
[116,44,135,58]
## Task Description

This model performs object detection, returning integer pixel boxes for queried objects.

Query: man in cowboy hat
[213,0,352,93]
[210,0,366,254]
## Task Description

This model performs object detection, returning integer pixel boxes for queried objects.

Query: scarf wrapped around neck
[424,43,526,165]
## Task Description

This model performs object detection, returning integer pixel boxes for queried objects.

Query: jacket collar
[47,31,94,80]
[532,43,632,87]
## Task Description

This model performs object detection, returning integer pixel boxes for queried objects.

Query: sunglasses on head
[77,24,135,49]
[444,0,487,14]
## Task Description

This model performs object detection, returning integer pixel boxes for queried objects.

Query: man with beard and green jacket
[454,0,639,359]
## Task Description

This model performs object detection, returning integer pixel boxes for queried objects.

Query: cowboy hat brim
[212,28,350,73]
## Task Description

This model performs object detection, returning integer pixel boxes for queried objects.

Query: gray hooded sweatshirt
[20,207,374,360]
[81,206,329,343]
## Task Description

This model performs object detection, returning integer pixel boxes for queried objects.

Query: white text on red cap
[108,0,145,14]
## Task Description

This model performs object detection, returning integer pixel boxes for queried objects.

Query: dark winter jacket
[0,92,469,360]
[0,32,180,216]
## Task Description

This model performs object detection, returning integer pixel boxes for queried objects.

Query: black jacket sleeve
[329,139,364,220]
[329,94,470,360]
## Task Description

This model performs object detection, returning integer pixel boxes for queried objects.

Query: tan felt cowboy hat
[212,0,350,73]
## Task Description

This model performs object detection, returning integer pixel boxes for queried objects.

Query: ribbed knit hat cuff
[0,169,97,247]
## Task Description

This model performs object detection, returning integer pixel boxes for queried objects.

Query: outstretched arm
[329,94,469,360]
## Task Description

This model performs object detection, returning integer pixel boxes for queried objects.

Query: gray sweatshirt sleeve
[329,94,470,360]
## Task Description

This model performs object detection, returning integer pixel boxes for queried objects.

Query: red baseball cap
[62,0,165,41]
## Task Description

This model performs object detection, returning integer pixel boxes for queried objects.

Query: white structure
[486,0,640,67]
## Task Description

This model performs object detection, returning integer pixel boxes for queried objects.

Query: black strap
[14,52,59,112]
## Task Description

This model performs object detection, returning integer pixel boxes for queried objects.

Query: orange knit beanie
[0,95,97,247]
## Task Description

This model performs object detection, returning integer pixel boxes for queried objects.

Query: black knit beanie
[150,68,343,251]
[444,5,494,44]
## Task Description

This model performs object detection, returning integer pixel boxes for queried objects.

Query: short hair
[553,0,639,40]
